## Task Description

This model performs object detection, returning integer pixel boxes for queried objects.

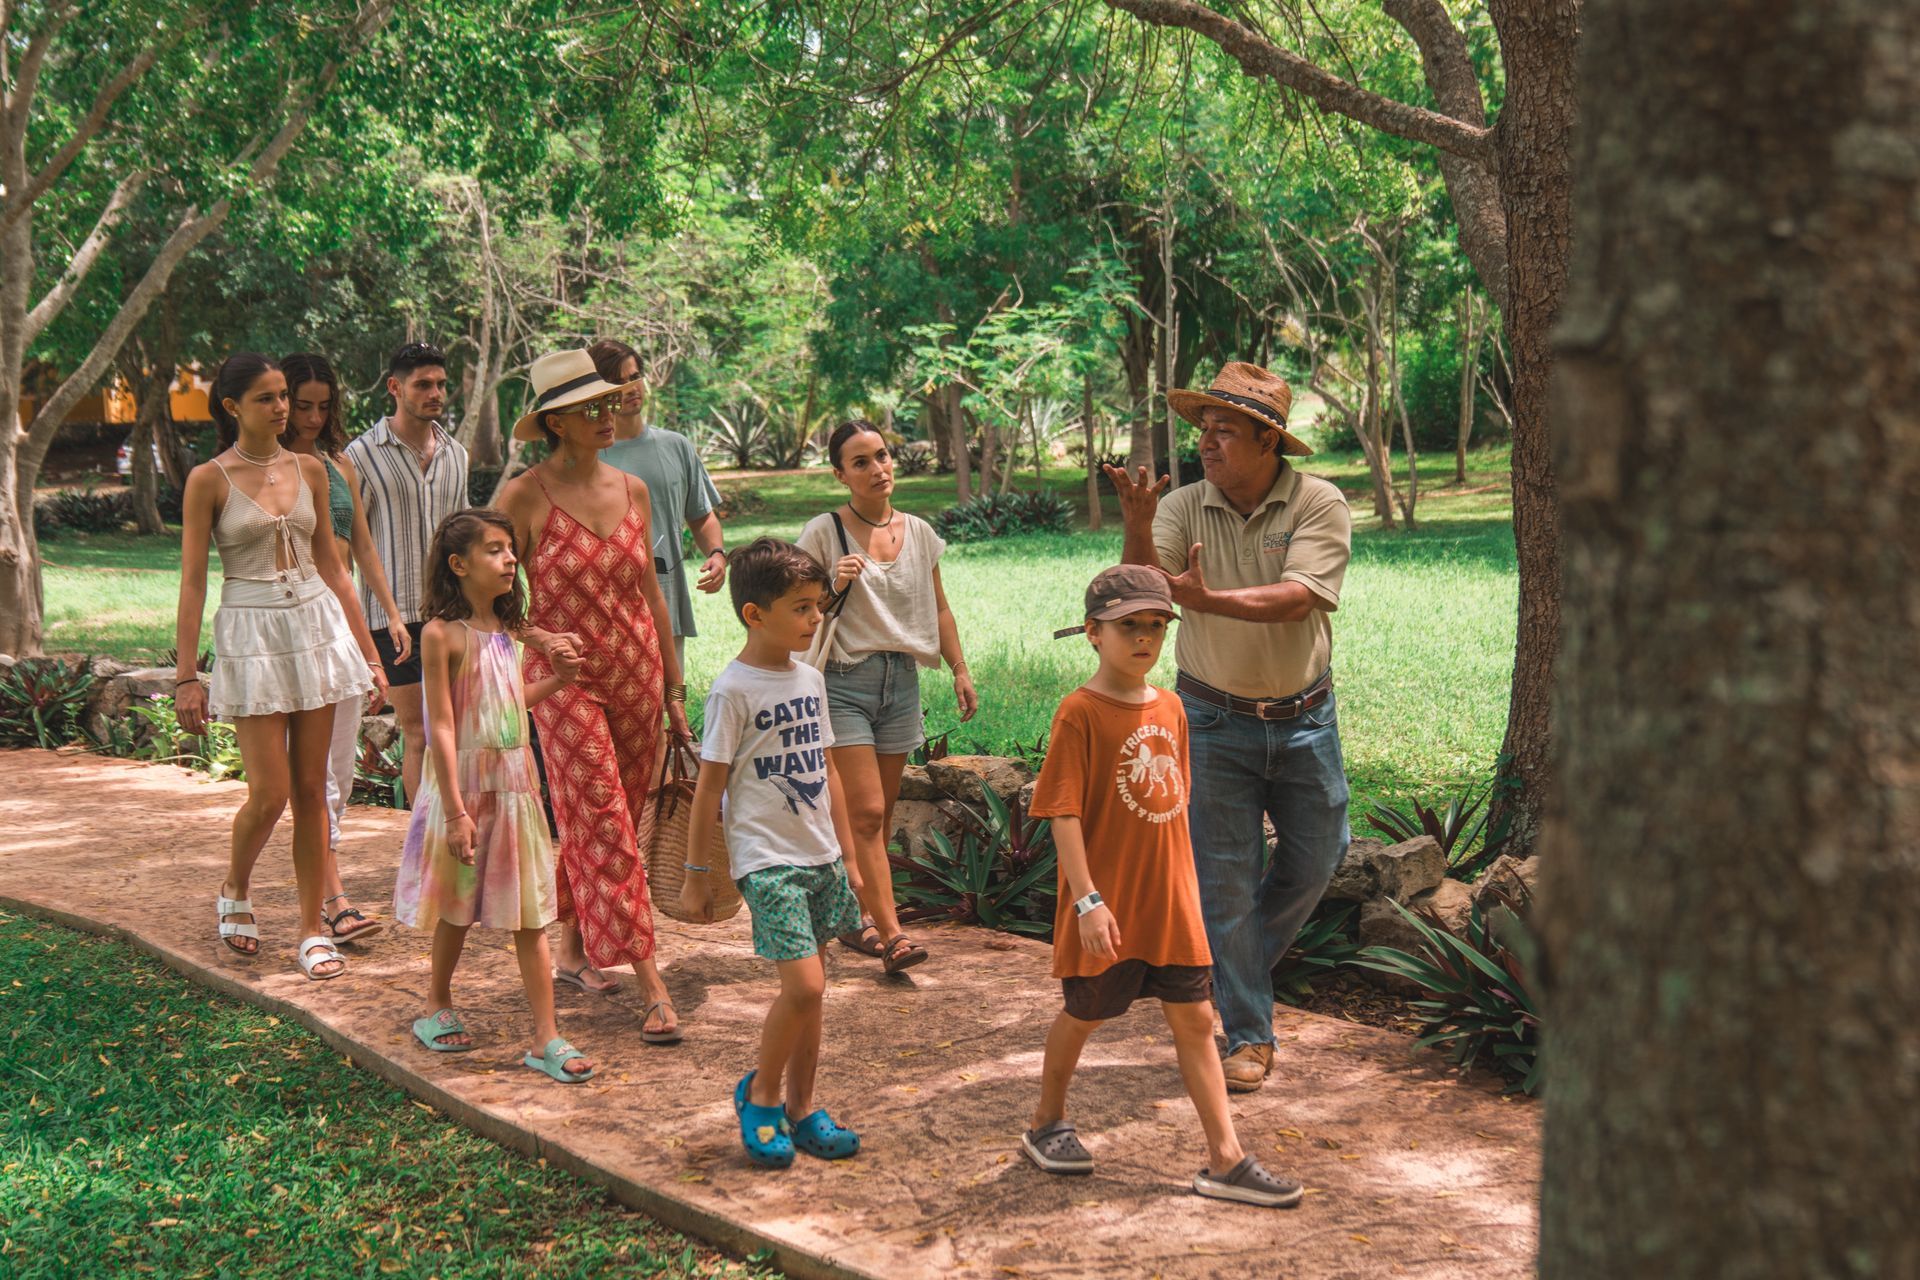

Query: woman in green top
[281,352,411,944]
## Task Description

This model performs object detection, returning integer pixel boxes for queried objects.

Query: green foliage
[1271,904,1368,1005]
[0,660,95,749]
[33,486,131,537]
[1355,890,1542,1094]
[129,695,246,782]
[352,730,405,809]
[1367,777,1514,882]
[891,788,1058,939]
[932,490,1072,543]
[0,910,777,1279]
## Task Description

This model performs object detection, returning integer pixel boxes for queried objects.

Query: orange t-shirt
[1028,686,1212,978]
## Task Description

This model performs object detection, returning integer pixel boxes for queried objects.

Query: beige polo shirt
[1151,464,1351,699]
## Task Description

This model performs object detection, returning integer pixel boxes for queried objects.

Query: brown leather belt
[1176,671,1333,721]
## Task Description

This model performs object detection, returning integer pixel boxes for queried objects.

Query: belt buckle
[1256,698,1298,721]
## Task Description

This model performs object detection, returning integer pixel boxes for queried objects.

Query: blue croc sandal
[523,1037,594,1084]
[736,1074,793,1168]
[412,1009,474,1053]
[788,1108,860,1160]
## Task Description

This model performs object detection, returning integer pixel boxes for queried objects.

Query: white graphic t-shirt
[700,660,841,880]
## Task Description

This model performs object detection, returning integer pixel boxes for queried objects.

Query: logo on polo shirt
[1262,531,1293,553]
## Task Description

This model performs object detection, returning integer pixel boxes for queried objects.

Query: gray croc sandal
[1021,1121,1093,1175]
[1192,1155,1303,1208]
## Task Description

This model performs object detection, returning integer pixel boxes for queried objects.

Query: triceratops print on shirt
[1114,723,1186,824]
[751,694,828,814]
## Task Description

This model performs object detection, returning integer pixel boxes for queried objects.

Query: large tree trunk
[1485,0,1578,853]
[124,358,176,535]
[1538,2,1920,1274]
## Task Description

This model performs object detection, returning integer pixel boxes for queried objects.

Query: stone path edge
[0,891,882,1280]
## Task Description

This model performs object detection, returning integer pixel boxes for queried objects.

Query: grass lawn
[0,909,777,1279]
[39,444,1515,816]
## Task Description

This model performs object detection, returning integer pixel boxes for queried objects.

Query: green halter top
[322,455,354,541]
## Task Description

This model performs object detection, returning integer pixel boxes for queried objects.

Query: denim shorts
[822,651,924,755]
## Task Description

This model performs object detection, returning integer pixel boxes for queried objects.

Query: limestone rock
[361,712,399,756]
[85,666,181,743]
[1412,877,1475,935]
[1472,854,1539,910]
[926,755,1036,806]
[1367,835,1446,902]
[889,798,967,858]
[1321,837,1387,902]
[1357,898,1428,994]
[897,764,941,802]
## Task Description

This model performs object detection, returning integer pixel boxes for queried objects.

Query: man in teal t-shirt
[591,340,728,674]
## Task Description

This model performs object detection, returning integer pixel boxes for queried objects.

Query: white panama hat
[511,348,640,442]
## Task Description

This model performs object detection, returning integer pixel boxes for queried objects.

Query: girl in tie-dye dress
[393,509,596,1083]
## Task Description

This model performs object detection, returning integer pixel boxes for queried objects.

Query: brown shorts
[1061,960,1212,1022]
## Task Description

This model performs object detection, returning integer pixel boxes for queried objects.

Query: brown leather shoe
[1222,1043,1274,1093]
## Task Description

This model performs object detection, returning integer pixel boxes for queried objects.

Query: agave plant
[1353,887,1542,1094]
[890,786,1058,938]
[0,659,95,749]
[1367,778,1513,882]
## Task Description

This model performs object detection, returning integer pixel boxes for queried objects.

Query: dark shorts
[373,620,428,687]
[1061,960,1212,1022]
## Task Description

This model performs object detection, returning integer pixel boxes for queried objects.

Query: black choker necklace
[846,503,895,529]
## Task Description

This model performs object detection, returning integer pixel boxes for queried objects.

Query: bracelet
[446,811,469,824]
[706,547,726,559]
[1073,891,1105,917]
[665,683,687,703]
[951,661,969,676]
[683,864,711,873]
[175,677,199,687]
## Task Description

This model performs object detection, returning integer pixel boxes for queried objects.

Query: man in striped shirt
[343,342,469,804]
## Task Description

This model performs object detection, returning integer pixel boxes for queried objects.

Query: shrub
[352,730,405,808]
[714,484,769,518]
[1271,903,1368,1004]
[1354,887,1542,1094]
[890,787,1058,938]
[0,659,95,748]
[1367,777,1514,882]
[468,467,502,507]
[894,441,936,475]
[34,485,130,537]
[932,490,1072,543]
[130,695,246,781]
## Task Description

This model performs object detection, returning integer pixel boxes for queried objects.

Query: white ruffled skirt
[210,574,373,720]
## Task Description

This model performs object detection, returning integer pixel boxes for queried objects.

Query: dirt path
[1,750,1539,1279]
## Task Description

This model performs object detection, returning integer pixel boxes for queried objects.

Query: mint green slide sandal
[523,1037,594,1084]
[412,1009,474,1052]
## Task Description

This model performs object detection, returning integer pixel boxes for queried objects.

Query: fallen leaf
[1351,1234,1372,1245]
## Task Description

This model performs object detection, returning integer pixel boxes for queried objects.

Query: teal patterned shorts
[737,861,863,962]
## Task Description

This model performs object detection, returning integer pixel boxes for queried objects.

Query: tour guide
[1108,361,1352,1094]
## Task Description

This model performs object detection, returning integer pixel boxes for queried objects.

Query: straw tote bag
[802,512,855,671]
[646,734,742,924]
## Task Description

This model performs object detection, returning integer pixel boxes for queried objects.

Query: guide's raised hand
[1156,542,1209,607]
[1102,463,1170,527]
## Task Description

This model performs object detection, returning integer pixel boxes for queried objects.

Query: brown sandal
[838,917,884,957]
[881,934,927,976]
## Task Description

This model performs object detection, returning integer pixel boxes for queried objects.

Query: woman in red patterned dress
[500,350,692,1042]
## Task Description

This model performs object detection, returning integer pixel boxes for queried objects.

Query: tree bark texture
[1539,3,1920,1275]
[1486,0,1578,853]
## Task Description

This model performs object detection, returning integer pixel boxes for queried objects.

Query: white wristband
[1073,891,1105,917]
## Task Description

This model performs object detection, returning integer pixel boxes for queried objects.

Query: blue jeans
[1181,684,1351,1054]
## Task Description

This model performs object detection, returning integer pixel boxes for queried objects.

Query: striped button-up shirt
[342,417,469,628]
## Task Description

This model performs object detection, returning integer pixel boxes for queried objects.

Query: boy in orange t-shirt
[1022,565,1301,1208]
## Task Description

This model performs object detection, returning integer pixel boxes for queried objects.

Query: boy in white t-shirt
[682,537,863,1169]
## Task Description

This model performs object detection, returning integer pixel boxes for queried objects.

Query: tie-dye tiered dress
[394,623,558,931]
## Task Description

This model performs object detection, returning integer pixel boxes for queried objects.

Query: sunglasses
[557,395,623,421]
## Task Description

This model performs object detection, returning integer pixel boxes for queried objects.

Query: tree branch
[1381,0,1508,307]
[22,168,148,346]
[7,35,173,226]
[1100,0,1495,164]
[4,4,80,141]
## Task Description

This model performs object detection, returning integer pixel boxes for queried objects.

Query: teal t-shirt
[603,426,721,638]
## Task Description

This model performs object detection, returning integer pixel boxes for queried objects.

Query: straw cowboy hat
[511,349,640,442]
[1166,361,1312,457]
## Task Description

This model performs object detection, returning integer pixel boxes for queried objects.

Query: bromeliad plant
[1367,777,1514,882]
[0,659,94,749]
[890,786,1058,938]
[1271,903,1368,1004]
[1353,886,1542,1094]
[129,694,246,781]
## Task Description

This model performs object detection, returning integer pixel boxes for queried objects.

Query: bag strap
[821,511,856,619]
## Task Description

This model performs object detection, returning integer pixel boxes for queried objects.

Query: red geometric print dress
[523,472,664,969]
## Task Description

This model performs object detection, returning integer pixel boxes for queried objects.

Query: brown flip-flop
[881,934,927,976]
[639,1000,683,1045]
